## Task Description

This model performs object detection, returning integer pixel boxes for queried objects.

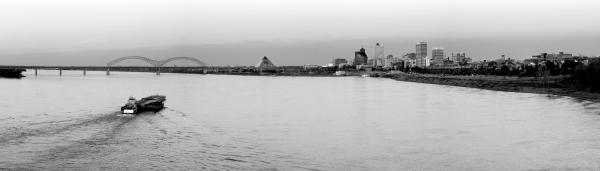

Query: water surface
[1,70,600,170]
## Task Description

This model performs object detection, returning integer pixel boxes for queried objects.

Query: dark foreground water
[1,70,600,170]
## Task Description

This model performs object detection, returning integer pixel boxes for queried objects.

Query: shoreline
[11,68,600,102]
[381,72,600,103]
[204,71,600,102]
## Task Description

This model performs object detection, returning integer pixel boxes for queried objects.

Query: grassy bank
[382,72,600,102]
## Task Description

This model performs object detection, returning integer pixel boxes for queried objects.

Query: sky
[1,0,599,66]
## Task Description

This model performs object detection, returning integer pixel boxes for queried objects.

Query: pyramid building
[256,56,276,69]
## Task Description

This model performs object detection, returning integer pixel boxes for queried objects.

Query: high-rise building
[416,42,429,67]
[353,47,368,65]
[415,57,430,67]
[416,42,428,59]
[432,47,444,64]
[373,43,385,67]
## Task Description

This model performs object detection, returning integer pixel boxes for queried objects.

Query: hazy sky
[1,0,599,65]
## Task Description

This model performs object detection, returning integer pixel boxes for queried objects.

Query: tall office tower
[432,47,444,64]
[416,42,428,67]
[353,47,368,65]
[416,42,428,59]
[373,43,385,66]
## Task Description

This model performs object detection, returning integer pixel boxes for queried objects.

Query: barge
[0,69,26,78]
[121,95,166,114]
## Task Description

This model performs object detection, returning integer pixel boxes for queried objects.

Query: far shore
[207,71,600,102]
[6,68,600,102]
[380,72,600,102]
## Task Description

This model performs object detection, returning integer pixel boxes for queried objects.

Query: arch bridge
[106,56,207,75]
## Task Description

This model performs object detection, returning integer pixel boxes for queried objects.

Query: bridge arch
[158,57,207,67]
[107,56,159,67]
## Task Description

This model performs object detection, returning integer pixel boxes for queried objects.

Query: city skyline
[1,37,599,66]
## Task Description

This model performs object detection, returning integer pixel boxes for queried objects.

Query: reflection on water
[1,70,600,170]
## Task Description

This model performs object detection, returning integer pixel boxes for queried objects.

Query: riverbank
[382,72,600,102]
[200,70,600,102]
[10,67,600,102]
[213,70,600,102]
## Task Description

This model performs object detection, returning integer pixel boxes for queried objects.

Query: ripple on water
[2,73,600,170]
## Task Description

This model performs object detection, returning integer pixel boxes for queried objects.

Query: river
[1,70,600,170]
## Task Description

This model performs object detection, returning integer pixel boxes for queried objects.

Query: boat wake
[0,111,142,169]
[0,111,124,146]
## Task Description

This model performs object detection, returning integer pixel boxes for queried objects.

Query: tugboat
[121,95,166,114]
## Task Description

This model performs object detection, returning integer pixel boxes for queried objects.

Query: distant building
[405,59,416,68]
[338,63,352,69]
[356,65,373,71]
[533,51,573,61]
[373,43,385,67]
[353,47,368,66]
[303,64,320,70]
[256,56,276,70]
[400,53,417,68]
[384,56,403,68]
[416,42,429,67]
[442,59,459,67]
[556,52,573,59]
[402,53,417,60]
[431,47,444,65]
[367,58,377,66]
[452,53,471,66]
[416,42,428,59]
[415,57,430,67]
[452,52,466,63]
[332,58,348,66]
